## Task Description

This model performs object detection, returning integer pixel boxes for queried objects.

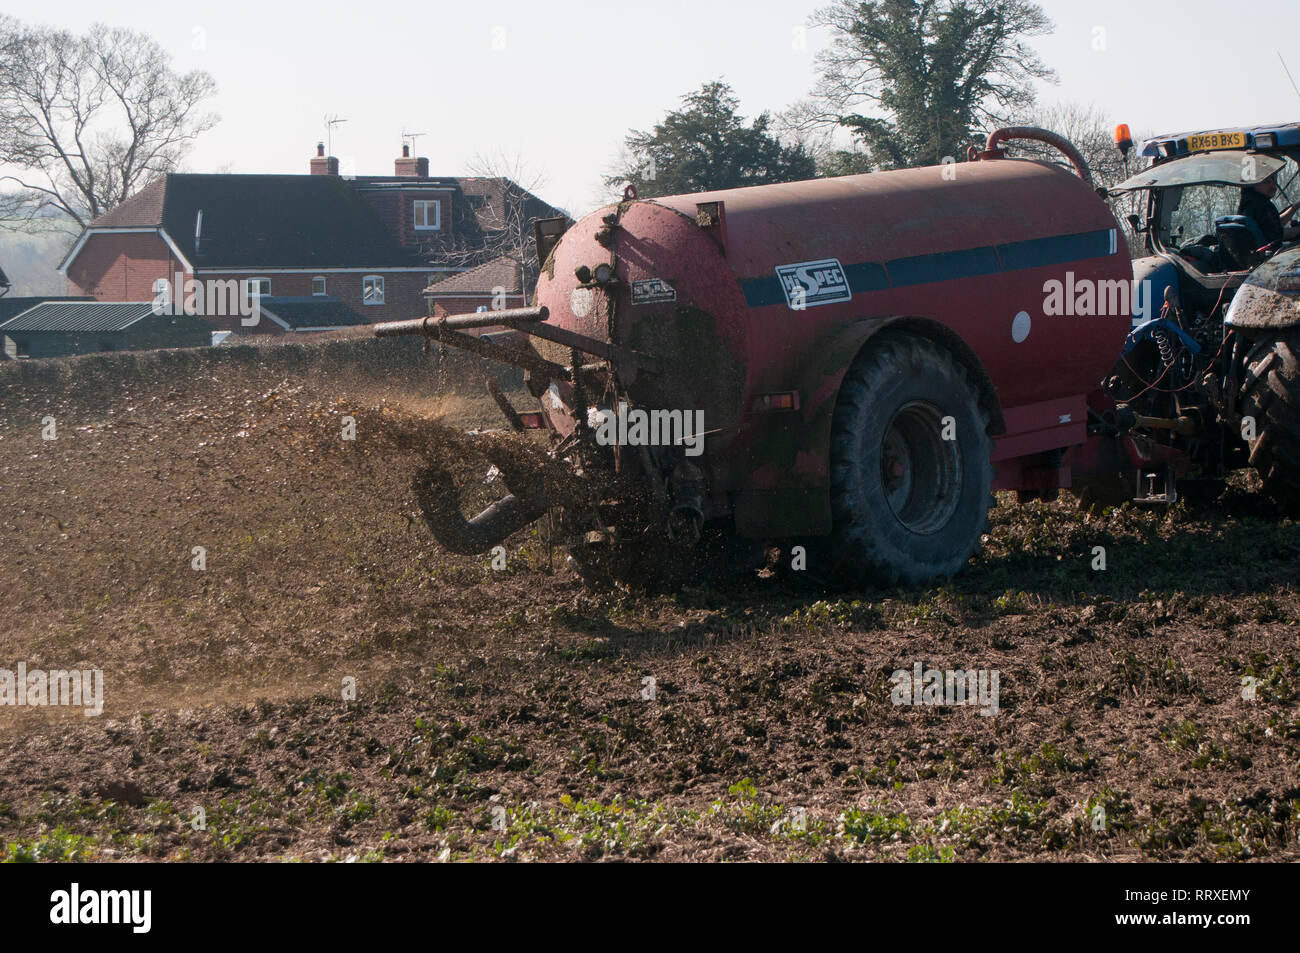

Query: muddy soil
[0,340,1297,862]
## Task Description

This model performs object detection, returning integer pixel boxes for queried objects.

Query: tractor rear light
[750,391,800,412]
[1254,132,1277,149]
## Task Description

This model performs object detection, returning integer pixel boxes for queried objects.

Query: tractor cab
[1110,123,1300,319]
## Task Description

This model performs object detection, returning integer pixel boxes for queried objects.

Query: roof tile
[424,256,522,296]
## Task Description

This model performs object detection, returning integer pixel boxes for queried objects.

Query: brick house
[58,145,568,334]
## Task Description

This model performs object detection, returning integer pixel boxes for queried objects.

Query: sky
[4,0,1300,217]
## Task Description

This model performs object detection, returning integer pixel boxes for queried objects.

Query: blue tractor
[1100,122,1300,509]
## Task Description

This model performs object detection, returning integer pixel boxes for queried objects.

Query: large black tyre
[824,333,996,585]
[1241,332,1300,515]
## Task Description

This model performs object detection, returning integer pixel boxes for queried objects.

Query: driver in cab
[1240,172,1300,245]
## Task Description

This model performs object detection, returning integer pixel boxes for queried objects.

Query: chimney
[310,142,339,176]
[395,143,429,177]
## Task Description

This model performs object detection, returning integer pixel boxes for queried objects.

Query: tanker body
[377,129,1134,585]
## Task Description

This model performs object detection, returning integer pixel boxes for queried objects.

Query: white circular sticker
[570,287,594,318]
[1011,311,1031,343]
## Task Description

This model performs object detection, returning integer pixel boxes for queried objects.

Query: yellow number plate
[1187,131,1245,151]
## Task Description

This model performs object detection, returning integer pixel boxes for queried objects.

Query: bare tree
[464,148,549,199]
[423,149,569,295]
[0,15,217,231]
[1003,101,1126,187]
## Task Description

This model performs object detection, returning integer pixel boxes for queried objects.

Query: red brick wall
[65,232,184,301]
[197,270,432,332]
[358,191,451,249]
[65,231,434,330]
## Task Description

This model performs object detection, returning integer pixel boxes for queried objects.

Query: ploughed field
[0,337,1297,862]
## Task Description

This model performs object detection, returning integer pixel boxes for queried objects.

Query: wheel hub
[880,401,962,534]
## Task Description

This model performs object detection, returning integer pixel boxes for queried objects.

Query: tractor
[1088,121,1300,510]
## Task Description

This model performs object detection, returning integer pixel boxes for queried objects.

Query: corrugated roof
[0,301,157,333]
[257,296,367,330]
[0,296,94,324]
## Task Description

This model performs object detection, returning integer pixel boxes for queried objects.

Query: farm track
[0,341,1298,861]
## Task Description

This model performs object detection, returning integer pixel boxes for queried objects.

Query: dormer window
[414,200,440,231]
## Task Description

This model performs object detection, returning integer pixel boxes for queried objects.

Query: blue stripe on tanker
[740,228,1117,308]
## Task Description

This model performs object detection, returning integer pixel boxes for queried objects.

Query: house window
[414,200,440,231]
[362,275,385,305]
[244,278,271,297]
[152,277,172,310]
[312,276,327,296]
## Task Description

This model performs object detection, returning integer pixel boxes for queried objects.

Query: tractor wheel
[825,333,996,586]
[1240,332,1300,515]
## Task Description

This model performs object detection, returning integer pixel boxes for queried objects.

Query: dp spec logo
[776,258,852,309]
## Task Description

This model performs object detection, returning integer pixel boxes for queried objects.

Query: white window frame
[362,275,385,305]
[413,200,440,231]
[312,276,327,296]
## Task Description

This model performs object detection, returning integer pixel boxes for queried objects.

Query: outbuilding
[0,301,212,360]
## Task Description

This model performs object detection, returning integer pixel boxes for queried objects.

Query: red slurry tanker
[375,128,1137,586]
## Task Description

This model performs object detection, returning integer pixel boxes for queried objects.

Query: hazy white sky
[6,0,1300,216]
